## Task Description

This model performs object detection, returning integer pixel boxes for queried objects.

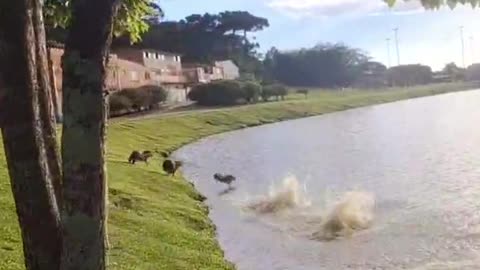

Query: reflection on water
[175,90,480,270]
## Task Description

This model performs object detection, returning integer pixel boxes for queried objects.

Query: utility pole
[470,36,475,65]
[386,38,391,68]
[393,28,400,66]
[460,26,465,68]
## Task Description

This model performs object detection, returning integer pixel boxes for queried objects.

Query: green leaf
[384,0,397,7]
[44,0,162,43]
[387,0,480,9]
[447,0,458,8]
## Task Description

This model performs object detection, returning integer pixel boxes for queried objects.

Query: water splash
[241,175,375,241]
[312,191,375,241]
[246,175,311,214]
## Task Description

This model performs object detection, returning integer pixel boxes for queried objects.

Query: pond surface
[175,90,480,270]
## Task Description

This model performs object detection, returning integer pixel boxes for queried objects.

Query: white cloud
[266,0,424,18]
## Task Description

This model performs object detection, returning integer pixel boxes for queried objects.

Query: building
[48,47,125,118]
[49,47,190,105]
[111,48,188,103]
[215,60,240,80]
[183,60,240,84]
[48,45,241,114]
[183,63,224,84]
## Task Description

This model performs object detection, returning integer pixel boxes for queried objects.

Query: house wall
[110,48,144,65]
[110,58,158,90]
[113,48,186,85]
[216,60,240,80]
[48,48,190,111]
[141,50,182,72]
[206,66,224,81]
[49,48,64,90]
[183,67,208,84]
[183,65,224,84]
[50,48,187,90]
[48,48,240,110]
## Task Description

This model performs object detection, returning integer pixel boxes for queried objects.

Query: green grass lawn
[0,82,478,270]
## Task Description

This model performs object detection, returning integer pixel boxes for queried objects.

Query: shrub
[261,85,275,101]
[109,85,167,114]
[275,85,288,100]
[296,89,309,98]
[120,89,151,111]
[147,86,168,106]
[109,94,133,113]
[262,84,288,101]
[242,81,262,103]
[188,80,245,106]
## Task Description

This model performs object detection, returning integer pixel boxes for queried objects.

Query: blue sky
[160,0,480,71]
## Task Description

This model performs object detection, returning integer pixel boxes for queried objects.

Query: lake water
[175,90,480,270]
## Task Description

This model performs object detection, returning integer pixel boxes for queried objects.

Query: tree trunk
[60,0,119,269]
[32,0,63,207]
[0,0,62,269]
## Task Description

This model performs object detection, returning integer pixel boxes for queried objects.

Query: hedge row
[109,85,167,116]
[187,80,289,106]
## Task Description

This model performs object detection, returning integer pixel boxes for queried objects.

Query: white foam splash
[246,175,311,214]
[312,191,375,241]
[241,175,375,241]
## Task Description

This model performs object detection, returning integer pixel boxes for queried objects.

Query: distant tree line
[465,64,480,81]
[262,44,456,88]
[386,64,432,87]
[262,44,370,88]
[46,7,480,90]
[261,41,480,89]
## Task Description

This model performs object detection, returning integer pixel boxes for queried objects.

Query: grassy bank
[0,82,478,269]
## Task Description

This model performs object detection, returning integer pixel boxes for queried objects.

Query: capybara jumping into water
[213,173,236,188]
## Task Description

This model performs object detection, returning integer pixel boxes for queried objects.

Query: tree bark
[0,0,62,269]
[32,0,63,207]
[60,0,119,269]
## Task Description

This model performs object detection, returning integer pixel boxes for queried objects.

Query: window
[155,53,159,59]
[145,71,151,80]
[143,51,149,58]
[130,71,139,81]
